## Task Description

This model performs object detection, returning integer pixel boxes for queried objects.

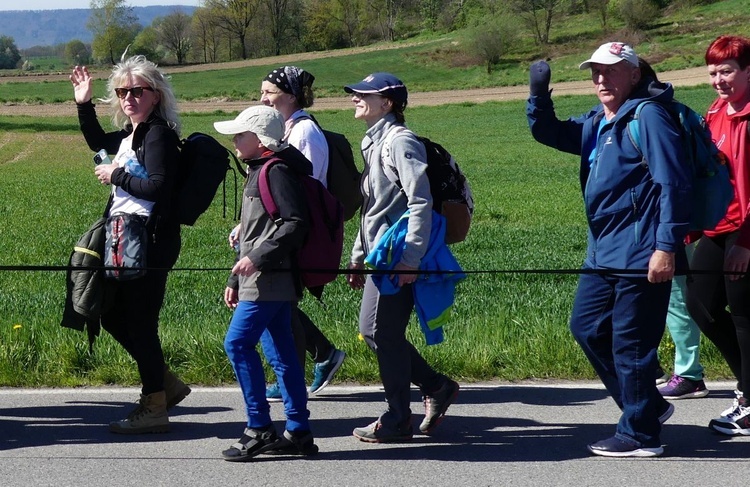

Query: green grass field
[0,82,735,387]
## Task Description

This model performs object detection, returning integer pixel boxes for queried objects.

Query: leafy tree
[509,0,565,45]
[192,7,223,63]
[0,36,22,69]
[263,0,292,56]
[589,0,611,29]
[64,39,92,66]
[609,0,660,30]
[304,0,364,49]
[418,0,467,31]
[131,26,163,63]
[87,0,141,64]
[359,0,405,42]
[466,17,520,73]
[155,10,193,64]
[206,0,261,60]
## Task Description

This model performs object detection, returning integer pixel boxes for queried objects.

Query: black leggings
[100,226,180,395]
[101,269,169,395]
[686,232,750,393]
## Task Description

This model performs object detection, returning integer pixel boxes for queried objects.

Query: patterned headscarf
[265,66,315,104]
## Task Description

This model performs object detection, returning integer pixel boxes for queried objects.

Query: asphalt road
[1,381,748,486]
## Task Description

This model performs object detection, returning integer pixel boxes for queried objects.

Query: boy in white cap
[214,105,318,461]
[526,44,691,457]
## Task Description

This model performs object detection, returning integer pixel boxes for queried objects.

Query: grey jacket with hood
[352,113,433,268]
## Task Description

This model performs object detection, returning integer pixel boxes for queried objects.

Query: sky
[2,0,202,10]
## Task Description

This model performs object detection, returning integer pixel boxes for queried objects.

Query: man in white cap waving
[526,43,692,457]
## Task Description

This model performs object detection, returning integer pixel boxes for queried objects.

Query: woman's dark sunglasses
[114,86,155,99]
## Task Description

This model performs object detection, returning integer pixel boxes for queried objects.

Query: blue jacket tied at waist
[365,210,465,345]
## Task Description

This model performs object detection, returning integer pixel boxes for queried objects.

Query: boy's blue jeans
[224,300,310,433]
[570,272,670,448]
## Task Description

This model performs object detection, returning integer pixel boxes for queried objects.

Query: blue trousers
[570,272,670,448]
[224,300,310,432]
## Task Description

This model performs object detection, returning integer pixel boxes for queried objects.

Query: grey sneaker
[353,420,413,443]
[659,374,709,399]
[419,379,460,433]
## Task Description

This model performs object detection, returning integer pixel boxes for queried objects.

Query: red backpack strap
[258,157,284,226]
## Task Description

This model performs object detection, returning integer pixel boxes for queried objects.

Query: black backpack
[175,132,241,226]
[382,127,474,244]
[298,115,363,221]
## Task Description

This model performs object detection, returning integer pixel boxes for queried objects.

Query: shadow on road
[3,384,748,461]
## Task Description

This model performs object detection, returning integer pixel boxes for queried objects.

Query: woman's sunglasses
[114,86,155,99]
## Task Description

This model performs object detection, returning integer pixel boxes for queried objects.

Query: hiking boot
[587,436,663,458]
[309,349,346,395]
[419,379,460,434]
[266,382,283,402]
[163,366,191,409]
[659,374,709,400]
[110,391,169,434]
[655,366,669,385]
[709,396,750,436]
[353,420,413,443]
[262,429,319,456]
[222,424,281,462]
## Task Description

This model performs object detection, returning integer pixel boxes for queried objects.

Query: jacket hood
[246,145,313,176]
[593,78,675,125]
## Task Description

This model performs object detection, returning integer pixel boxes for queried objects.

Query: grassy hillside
[2,1,750,104]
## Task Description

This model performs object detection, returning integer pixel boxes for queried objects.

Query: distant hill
[0,6,197,49]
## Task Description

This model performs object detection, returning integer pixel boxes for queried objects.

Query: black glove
[529,60,551,97]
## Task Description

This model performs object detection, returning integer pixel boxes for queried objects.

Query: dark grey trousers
[358,277,444,428]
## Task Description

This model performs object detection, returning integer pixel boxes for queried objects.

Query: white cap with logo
[579,42,639,70]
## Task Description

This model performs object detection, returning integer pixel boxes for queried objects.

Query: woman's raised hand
[70,65,93,104]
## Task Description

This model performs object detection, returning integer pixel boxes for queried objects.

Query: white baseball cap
[213,105,288,152]
[579,42,639,70]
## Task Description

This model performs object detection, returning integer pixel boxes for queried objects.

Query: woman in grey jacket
[345,72,459,443]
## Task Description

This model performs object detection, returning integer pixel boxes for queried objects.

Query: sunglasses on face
[114,86,155,99]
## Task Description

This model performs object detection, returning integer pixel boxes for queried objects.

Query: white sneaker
[720,390,743,417]
[709,394,750,436]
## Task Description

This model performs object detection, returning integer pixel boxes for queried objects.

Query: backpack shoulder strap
[258,157,286,226]
[381,126,411,188]
[626,100,653,158]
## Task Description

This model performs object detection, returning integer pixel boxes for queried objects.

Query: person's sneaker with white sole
[709,395,750,436]
[587,436,663,458]
[659,374,709,399]
[309,349,346,395]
